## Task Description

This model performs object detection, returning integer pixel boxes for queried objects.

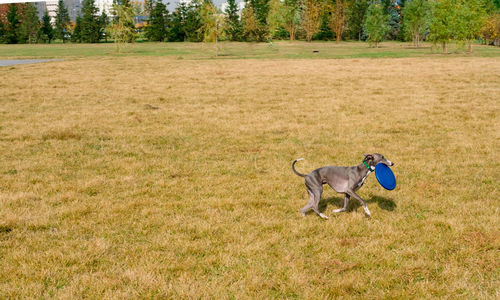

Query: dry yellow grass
[0,55,499,298]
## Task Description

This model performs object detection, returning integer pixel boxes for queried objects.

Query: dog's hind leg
[333,194,350,213]
[300,190,314,217]
[306,180,328,220]
[301,177,327,219]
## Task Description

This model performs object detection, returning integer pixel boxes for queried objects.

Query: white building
[0,0,81,22]
[94,0,112,15]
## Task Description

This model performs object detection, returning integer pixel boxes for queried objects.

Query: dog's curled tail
[292,158,306,177]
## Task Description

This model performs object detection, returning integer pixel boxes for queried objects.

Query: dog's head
[363,153,394,167]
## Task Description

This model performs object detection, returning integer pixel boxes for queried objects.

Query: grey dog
[292,154,394,219]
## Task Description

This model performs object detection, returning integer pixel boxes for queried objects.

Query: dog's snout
[389,161,394,166]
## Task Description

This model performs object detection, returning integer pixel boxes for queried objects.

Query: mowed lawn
[0,45,499,298]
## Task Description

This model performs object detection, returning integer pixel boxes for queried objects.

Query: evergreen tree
[72,16,83,42]
[225,0,242,40]
[6,4,21,44]
[81,0,101,42]
[39,10,54,43]
[19,3,40,44]
[363,1,390,47]
[99,11,110,42]
[169,2,188,41]
[145,0,169,41]
[385,0,400,40]
[397,0,408,40]
[169,0,203,42]
[55,0,71,42]
[186,0,203,41]
[247,0,271,41]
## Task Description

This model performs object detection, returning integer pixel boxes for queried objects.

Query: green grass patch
[0,41,499,60]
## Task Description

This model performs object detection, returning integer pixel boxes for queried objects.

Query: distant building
[94,0,112,15]
[0,0,82,23]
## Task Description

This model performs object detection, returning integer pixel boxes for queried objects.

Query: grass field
[1,40,500,59]
[1,43,499,298]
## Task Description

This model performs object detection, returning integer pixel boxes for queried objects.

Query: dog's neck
[356,164,373,189]
[362,160,375,172]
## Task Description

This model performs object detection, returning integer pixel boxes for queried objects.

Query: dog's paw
[363,207,372,217]
[319,213,329,220]
[333,208,346,213]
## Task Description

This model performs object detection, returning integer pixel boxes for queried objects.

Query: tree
[145,0,169,41]
[5,4,20,44]
[267,0,284,39]
[397,0,408,40]
[346,0,370,40]
[55,0,71,42]
[107,3,137,51]
[402,0,431,47]
[329,0,348,42]
[111,0,136,42]
[454,0,488,52]
[169,2,187,41]
[72,16,83,42]
[199,0,224,55]
[428,0,456,53]
[385,0,400,40]
[282,0,301,41]
[0,21,5,44]
[39,10,54,43]
[363,1,390,47]
[19,3,40,44]
[302,0,322,42]
[481,13,500,46]
[225,0,242,41]
[183,0,204,42]
[168,1,203,42]
[242,0,270,41]
[242,2,260,40]
[80,0,102,43]
[99,11,110,42]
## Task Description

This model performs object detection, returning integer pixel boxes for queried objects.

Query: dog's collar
[363,160,375,172]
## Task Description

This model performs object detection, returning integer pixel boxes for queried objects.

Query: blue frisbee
[375,163,396,190]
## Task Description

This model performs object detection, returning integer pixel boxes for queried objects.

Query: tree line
[1,0,499,50]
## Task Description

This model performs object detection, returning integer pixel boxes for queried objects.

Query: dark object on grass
[144,104,159,110]
[313,50,319,53]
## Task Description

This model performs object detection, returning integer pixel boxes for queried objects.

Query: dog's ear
[363,154,373,161]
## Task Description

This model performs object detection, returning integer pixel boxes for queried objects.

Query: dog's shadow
[319,195,396,213]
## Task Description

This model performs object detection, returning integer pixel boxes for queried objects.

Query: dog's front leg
[333,194,350,213]
[346,190,371,217]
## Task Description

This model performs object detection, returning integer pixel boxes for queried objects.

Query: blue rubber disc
[375,163,396,190]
